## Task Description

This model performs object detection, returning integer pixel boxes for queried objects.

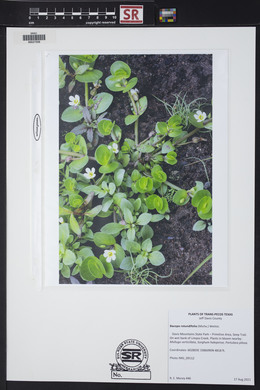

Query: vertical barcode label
[22,34,46,42]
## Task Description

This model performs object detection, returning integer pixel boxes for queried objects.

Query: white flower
[59,217,64,224]
[84,167,96,179]
[69,95,80,107]
[130,88,139,101]
[194,110,207,122]
[108,143,119,154]
[103,249,116,263]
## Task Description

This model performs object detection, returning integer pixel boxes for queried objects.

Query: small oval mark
[33,114,41,141]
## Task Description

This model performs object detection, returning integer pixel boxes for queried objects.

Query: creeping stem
[59,150,84,158]
[134,119,139,145]
[85,82,89,106]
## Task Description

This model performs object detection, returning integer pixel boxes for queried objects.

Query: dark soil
[59,54,212,285]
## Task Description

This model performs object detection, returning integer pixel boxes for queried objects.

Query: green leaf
[101,223,125,236]
[69,194,84,208]
[127,228,135,241]
[120,198,134,212]
[78,247,94,259]
[165,151,177,165]
[72,265,80,276]
[75,69,103,83]
[124,208,134,224]
[136,213,152,226]
[59,207,72,216]
[69,155,89,172]
[99,256,114,278]
[80,256,103,281]
[151,165,167,183]
[123,77,138,93]
[197,196,212,214]
[114,169,125,186]
[102,198,113,212]
[208,225,212,233]
[142,238,152,252]
[99,161,119,174]
[136,177,153,193]
[141,225,154,240]
[75,64,89,75]
[173,190,189,206]
[125,115,139,126]
[193,220,207,231]
[138,96,148,115]
[151,214,164,222]
[98,119,113,136]
[105,76,124,92]
[111,124,122,142]
[156,122,168,135]
[125,240,141,254]
[63,249,76,266]
[59,223,70,246]
[204,121,212,130]
[136,255,147,268]
[65,132,76,144]
[120,257,133,271]
[111,61,131,79]
[133,198,142,211]
[84,205,103,218]
[95,144,112,166]
[161,140,174,154]
[138,144,155,153]
[70,214,81,235]
[95,92,114,114]
[61,107,83,123]
[93,232,116,248]
[149,251,165,266]
[59,56,66,71]
[61,264,70,278]
[114,244,126,268]
[191,190,211,207]
[131,169,141,182]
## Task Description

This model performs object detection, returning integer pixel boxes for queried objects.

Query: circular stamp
[115,339,149,371]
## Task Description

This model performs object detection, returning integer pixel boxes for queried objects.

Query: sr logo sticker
[110,339,151,380]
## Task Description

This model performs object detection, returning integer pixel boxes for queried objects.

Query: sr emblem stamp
[110,339,151,380]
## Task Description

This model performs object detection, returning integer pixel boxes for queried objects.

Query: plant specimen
[59,56,212,284]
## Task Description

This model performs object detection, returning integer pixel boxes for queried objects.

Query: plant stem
[96,173,106,186]
[184,157,212,167]
[85,83,88,106]
[59,150,84,158]
[152,134,167,147]
[174,127,200,146]
[134,119,139,145]
[128,91,138,115]
[165,180,182,191]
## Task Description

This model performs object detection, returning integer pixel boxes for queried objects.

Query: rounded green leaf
[95,92,113,114]
[63,249,76,266]
[142,238,152,252]
[75,69,103,83]
[125,115,139,126]
[61,107,83,123]
[114,244,126,268]
[105,75,124,92]
[114,169,125,186]
[197,196,212,214]
[149,251,165,266]
[95,144,112,166]
[165,151,177,165]
[61,264,70,278]
[99,255,114,278]
[136,177,153,193]
[99,161,119,174]
[69,155,89,173]
[93,232,116,248]
[173,190,189,206]
[69,194,84,208]
[123,77,138,93]
[198,208,212,220]
[193,220,207,231]
[110,61,131,78]
[65,132,76,144]
[151,165,167,183]
[156,122,168,135]
[141,225,154,240]
[136,213,152,226]
[101,223,125,236]
[120,256,133,271]
[191,190,211,207]
[125,240,141,254]
[136,255,147,268]
[98,119,113,136]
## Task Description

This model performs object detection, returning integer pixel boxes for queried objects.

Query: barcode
[23,34,46,42]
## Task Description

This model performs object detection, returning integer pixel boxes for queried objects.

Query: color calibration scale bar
[29,8,116,16]
[159,8,176,23]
